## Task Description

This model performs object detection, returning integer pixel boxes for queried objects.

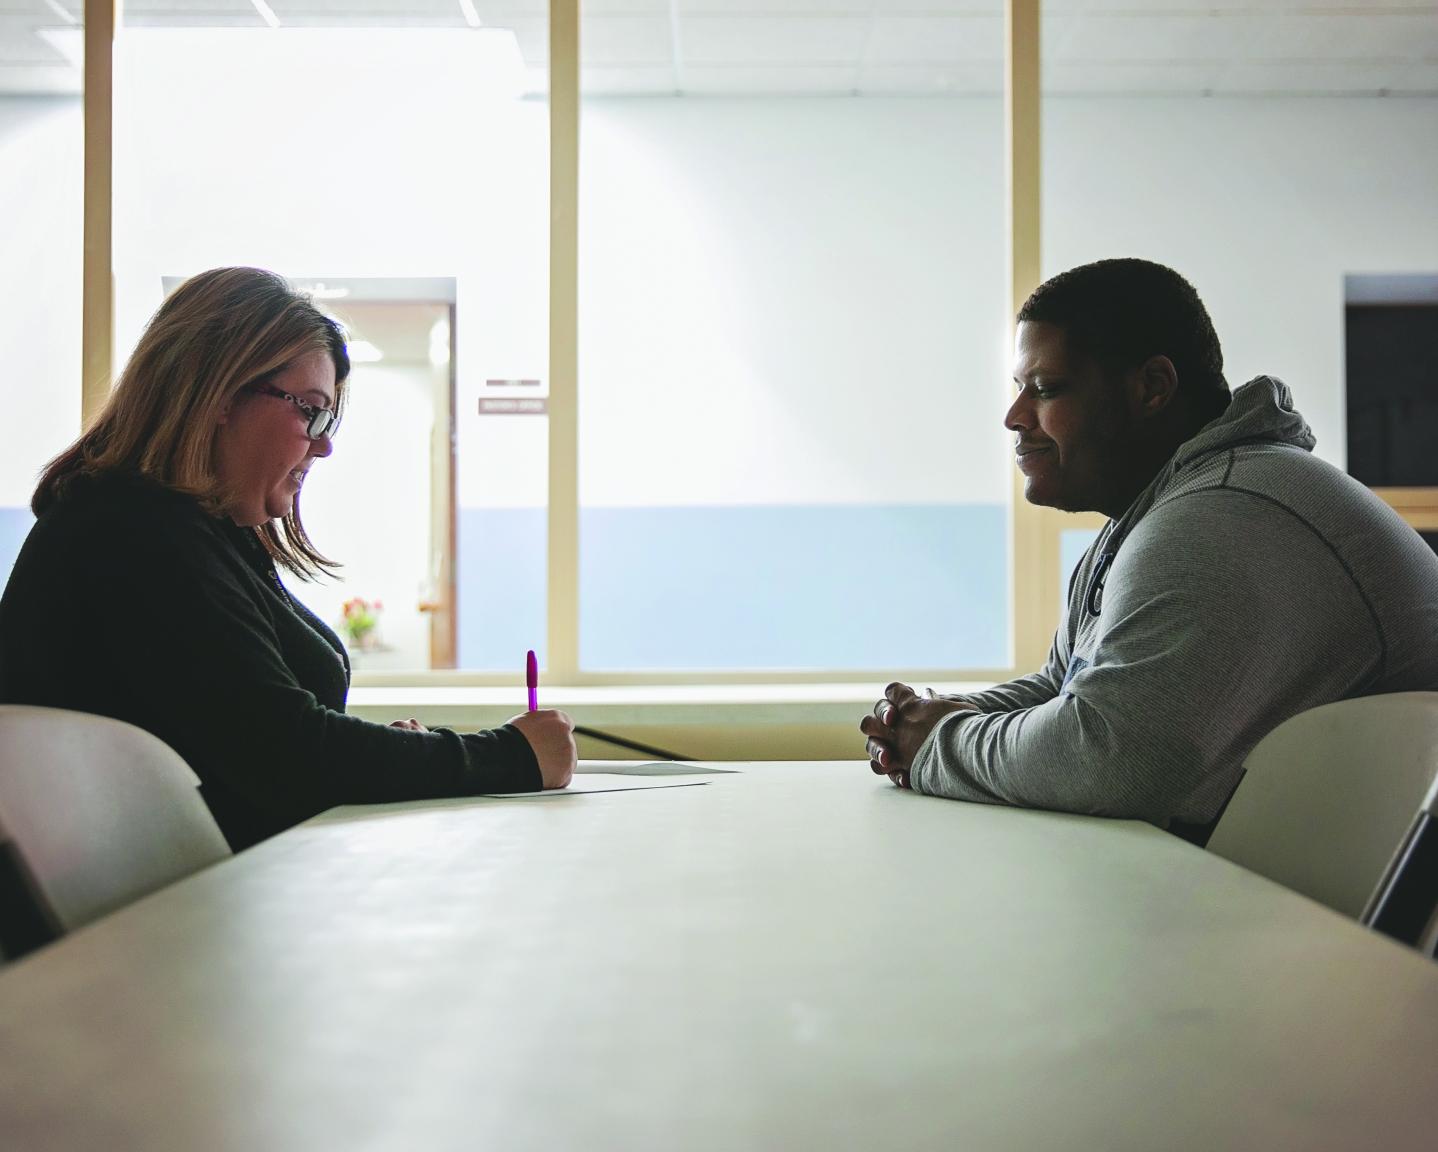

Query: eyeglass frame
[244,382,338,440]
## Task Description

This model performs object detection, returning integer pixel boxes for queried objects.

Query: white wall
[578,97,1010,508]
[1044,97,1438,466]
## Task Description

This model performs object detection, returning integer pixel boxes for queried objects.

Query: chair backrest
[0,705,231,957]
[1207,692,1438,924]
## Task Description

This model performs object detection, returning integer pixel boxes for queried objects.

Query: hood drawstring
[1086,551,1115,617]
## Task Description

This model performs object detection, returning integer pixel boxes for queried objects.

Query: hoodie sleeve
[947,628,1069,714]
[908,489,1384,825]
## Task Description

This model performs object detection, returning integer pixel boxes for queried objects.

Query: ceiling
[2,1,1435,97]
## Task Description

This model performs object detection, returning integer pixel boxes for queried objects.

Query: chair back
[0,705,230,957]
[1208,692,1438,926]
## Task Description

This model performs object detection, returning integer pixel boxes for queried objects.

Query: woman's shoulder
[39,471,227,556]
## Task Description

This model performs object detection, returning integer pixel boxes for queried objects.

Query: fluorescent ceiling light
[459,0,482,29]
[250,0,281,29]
[347,340,384,364]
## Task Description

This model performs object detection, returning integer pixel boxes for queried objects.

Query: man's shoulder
[1156,440,1389,528]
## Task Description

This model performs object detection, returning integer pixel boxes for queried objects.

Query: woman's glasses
[246,383,338,440]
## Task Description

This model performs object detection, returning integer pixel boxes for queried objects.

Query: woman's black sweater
[0,473,539,850]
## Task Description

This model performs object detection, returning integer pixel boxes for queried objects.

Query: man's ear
[1129,355,1178,419]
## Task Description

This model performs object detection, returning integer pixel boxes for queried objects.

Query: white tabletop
[2,761,1437,1150]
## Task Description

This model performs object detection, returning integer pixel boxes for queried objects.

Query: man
[861,258,1438,844]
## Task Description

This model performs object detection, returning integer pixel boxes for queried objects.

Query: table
[2,762,1436,1150]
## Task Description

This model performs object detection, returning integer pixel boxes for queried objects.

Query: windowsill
[347,681,998,728]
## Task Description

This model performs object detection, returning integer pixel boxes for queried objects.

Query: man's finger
[859,714,894,740]
[885,682,920,712]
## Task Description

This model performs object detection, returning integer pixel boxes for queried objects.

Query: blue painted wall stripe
[5,502,1011,674]
[0,507,33,594]
[460,503,1008,671]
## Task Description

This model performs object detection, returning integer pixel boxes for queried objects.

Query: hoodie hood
[1082,376,1317,618]
[1172,375,1316,470]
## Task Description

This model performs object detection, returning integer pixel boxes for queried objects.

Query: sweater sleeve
[949,627,1069,714]
[94,509,540,836]
[908,491,1384,825]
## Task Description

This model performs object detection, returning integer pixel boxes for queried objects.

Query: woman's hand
[389,718,427,732]
[508,709,577,790]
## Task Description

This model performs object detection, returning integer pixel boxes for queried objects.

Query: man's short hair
[1018,258,1228,402]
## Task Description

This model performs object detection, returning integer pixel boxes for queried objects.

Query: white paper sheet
[575,760,740,777]
[479,772,714,798]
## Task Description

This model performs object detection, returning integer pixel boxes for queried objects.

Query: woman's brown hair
[34,267,350,579]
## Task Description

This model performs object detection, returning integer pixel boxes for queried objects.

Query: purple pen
[526,649,538,712]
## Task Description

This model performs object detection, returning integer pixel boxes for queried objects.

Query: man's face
[1006,321,1137,515]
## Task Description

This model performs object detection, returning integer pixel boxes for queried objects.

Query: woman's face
[214,349,337,527]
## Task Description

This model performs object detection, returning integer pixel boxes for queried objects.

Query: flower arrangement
[338,596,383,650]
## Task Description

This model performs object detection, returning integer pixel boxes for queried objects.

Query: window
[577,6,1011,673]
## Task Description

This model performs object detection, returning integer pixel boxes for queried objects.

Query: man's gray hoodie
[911,376,1438,836]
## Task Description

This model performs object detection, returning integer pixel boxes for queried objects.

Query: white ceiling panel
[0,13,62,60]
[1216,59,1436,94]
[582,0,667,13]
[1042,0,1381,9]
[1050,12,1261,64]
[583,15,671,65]
[467,0,545,15]
[680,0,1000,8]
[681,16,872,65]
[866,16,1004,64]
[0,62,76,91]
[279,12,467,28]
[1044,60,1226,94]
[1,0,1436,98]
[1401,60,1438,93]
[680,62,860,93]
[680,0,877,13]
[1244,12,1438,61]
[122,0,256,16]
[502,14,547,62]
[860,60,1002,92]
[582,63,676,94]
[0,1,67,13]
[275,0,460,17]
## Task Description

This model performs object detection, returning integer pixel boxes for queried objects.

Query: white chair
[1207,692,1438,950]
[0,705,231,959]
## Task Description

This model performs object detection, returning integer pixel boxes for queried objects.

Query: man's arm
[909,493,1383,825]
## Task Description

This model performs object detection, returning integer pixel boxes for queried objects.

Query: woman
[0,268,574,850]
